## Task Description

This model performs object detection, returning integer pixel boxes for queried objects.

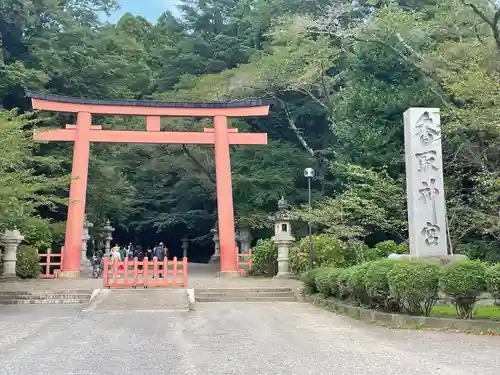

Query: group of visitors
[91,242,167,278]
[109,242,168,262]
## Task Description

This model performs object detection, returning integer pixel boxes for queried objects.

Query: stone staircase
[194,287,297,302]
[83,288,191,312]
[0,289,94,305]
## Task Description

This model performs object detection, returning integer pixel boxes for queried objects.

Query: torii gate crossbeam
[27,91,271,278]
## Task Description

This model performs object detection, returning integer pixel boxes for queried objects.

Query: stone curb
[304,294,500,332]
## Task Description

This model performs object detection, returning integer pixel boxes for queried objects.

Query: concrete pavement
[0,302,499,375]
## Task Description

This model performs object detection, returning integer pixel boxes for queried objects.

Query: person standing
[110,245,123,272]
[154,242,165,278]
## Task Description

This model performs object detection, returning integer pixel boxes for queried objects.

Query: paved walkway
[0,263,300,291]
[0,302,498,374]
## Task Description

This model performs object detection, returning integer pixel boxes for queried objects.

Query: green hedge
[304,259,492,320]
[388,261,440,316]
[289,235,347,275]
[440,260,486,319]
[250,238,278,276]
[16,245,40,279]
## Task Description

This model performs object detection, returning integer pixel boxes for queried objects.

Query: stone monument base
[387,253,468,265]
[58,270,81,279]
[217,270,241,278]
[274,272,293,279]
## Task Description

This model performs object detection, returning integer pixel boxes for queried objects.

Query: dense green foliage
[250,238,278,276]
[16,245,40,279]
[290,235,347,275]
[309,259,498,319]
[387,261,441,316]
[485,264,500,301]
[440,260,487,318]
[1,0,500,257]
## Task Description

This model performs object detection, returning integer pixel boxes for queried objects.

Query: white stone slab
[403,108,448,257]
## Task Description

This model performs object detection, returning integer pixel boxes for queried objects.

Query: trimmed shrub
[387,261,440,316]
[300,268,321,295]
[329,268,344,297]
[374,240,408,258]
[440,260,486,319]
[314,267,344,297]
[337,268,353,299]
[16,245,40,279]
[346,262,371,304]
[485,264,500,302]
[250,238,278,277]
[314,268,334,296]
[364,260,398,310]
[289,235,346,276]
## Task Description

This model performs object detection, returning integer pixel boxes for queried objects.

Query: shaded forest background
[1,0,499,261]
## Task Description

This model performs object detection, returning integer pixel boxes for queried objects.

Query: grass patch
[431,305,500,321]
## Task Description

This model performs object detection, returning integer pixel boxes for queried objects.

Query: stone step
[0,293,92,300]
[193,287,296,302]
[0,290,93,305]
[195,291,294,298]
[84,288,190,312]
[0,298,90,305]
[0,289,93,296]
[195,288,292,294]
[195,296,297,302]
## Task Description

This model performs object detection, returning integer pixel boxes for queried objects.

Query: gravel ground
[0,302,499,375]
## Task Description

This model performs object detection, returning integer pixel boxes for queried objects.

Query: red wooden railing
[38,249,63,279]
[103,257,188,288]
[238,248,252,276]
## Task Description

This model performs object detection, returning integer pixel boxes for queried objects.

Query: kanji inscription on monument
[404,108,448,257]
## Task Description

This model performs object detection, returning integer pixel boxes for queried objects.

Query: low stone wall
[305,294,500,333]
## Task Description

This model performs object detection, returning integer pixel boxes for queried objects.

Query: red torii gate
[26,91,270,278]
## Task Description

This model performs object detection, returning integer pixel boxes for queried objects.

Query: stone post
[181,237,189,258]
[1,229,24,277]
[210,227,220,263]
[400,108,465,264]
[238,227,252,254]
[271,197,295,278]
[81,214,93,268]
[102,220,114,256]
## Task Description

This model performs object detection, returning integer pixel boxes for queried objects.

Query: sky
[107,0,180,23]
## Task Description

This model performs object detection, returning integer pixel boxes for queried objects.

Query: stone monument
[271,197,295,278]
[404,108,448,257]
[402,108,465,263]
[1,229,25,277]
[210,227,220,263]
[238,227,252,254]
[181,237,189,258]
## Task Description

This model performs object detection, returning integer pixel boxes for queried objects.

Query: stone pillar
[102,220,114,256]
[238,227,252,254]
[81,214,93,268]
[1,229,24,277]
[210,227,220,263]
[271,197,294,278]
[181,237,189,258]
[403,108,448,258]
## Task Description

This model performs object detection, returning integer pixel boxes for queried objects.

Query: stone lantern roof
[269,196,295,222]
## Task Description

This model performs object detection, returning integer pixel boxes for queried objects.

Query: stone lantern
[210,227,220,263]
[102,220,114,256]
[81,214,93,268]
[181,237,189,258]
[1,229,25,277]
[271,196,295,278]
[238,227,252,254]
